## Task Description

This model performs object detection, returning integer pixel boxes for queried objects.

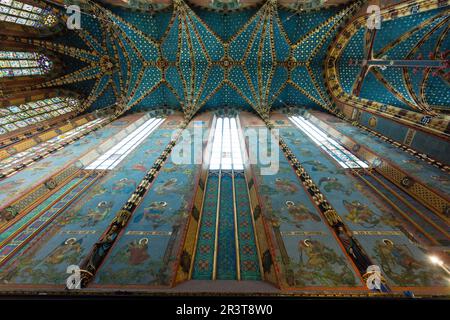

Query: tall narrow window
[85,117,164,170]
[0,0,57,28]
[0,117,107,175]
[192,115,260,281]
[0,97,78,135]
[209,117,244,171]
[289,115,368,169]
[0,51,53,78]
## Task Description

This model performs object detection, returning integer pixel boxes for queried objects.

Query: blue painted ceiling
[50,1,449,116]
[337,7,450,113]
[51,0,361,115]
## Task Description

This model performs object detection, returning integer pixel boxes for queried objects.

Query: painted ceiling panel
[268,66,289,104]
[86,83,117,112]
[414,22,448,58]
[203,82,251,111]
[112,71,122,95]
[114,28,146,99]
[442,26,450,52]
[193,62,209,95]
[372,9,440,54]
[292,7,350,62]
[107,6,172,41]
[79,13,105,43]
[77,66,102,79]
[180,25,192,63]
[116,37,129,92]
[228,66,256,106]
[379,15,448,60]
[126,61,144,97]
[309,56,330,103]
[128,67,162,107]
[276,83,318,108]
[81,31,105,54]
[187,14,224,61]
[165,66,185,101]
[377,67,416,105]
[47,1,363,114]
[132,83,180,111]
[228,11,262,61]
[92,74,112,98]
[291,66,324,104]
[52,30,91,52]
[198,65,224,104]
[278,8,338,44]
[425,75,450,107]
[337,28,365,93]
[109,15,160,61]
[336,6,449,113]
[359,72,413,110]
[293,21,335,61]
[408,65,425,97]
[66,78,98,99]
[194,8,258,42]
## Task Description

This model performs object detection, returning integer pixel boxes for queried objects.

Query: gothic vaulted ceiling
[19,0,449,117]
[98,0,351,12]
[336,5,450,114]
[25,0,362,117]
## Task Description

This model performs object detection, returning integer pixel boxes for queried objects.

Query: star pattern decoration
[227,0,289,116]
[161,0,225,118]
[14,0,363,119]
[336,3,449,115]
[3,2,122,113]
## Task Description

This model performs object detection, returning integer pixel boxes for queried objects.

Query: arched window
[0,0,57,28]
[0,51,53,78]
[0,97,79,135]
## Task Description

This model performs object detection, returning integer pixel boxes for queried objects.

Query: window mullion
[290,116,367,169]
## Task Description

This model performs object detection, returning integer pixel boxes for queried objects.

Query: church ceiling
[336,5,450,114]
[39,0,362,117]
[30,0,448,119]
[98,0,350,12]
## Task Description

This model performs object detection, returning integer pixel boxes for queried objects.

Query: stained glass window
[0,51,53,78]
[0,0,57,28]
[0,97,79,135]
